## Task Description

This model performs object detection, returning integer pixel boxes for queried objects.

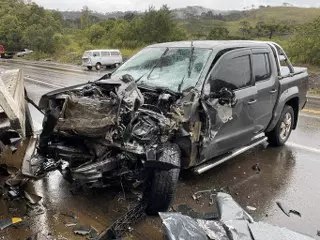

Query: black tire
[87,66,92,70]
[95,63,101,70]
[266,105,294,146]
[145,144,181,215]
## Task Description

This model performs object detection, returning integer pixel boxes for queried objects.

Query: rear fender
[266,86,299,132]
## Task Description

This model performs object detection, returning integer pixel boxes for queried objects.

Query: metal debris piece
[8,187,22,200]
[192,189,214,201]
[98,202,147,240]
[0,217,22,230]
[26,204,45,217]
[24,191,42,204]
[252,163,261,173]
[246,206,257,211]
[87,227,99,240]
[65,223,77,227]
[317,230,320,236]
[276,201,301,217]
[160,193,314,240]
[74,225,92,236]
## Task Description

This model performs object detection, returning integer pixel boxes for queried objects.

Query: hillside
[180,6,320,37]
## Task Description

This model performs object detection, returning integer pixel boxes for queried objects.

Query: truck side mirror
[208,88,236,106]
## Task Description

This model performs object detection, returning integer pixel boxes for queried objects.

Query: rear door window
[253,53,271,82]
[110,51,120,56]
[92,51,100,57]
[101,51,110,57]
[210,55,252,92]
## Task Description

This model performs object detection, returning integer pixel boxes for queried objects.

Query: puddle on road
[0,137,317,240]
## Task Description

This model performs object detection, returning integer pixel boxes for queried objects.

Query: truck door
[201,49,258,161]
[251,48,278,133]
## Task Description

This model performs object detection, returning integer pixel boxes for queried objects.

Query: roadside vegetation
[0,0,320,74]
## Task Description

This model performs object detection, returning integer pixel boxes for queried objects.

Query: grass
[181,6,320,37]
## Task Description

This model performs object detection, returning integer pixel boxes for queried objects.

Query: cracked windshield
[112,47,212,92]
[0,0,320,239]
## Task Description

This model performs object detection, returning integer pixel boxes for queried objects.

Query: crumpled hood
[38,76,144,111]
[40,76,145,139]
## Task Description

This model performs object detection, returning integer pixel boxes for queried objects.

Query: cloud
[33,0,320,12]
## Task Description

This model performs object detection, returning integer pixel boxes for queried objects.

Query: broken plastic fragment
[246,206,257,211]
[0,217,22,230]
[74,225,91,236]
[276,201,301,217]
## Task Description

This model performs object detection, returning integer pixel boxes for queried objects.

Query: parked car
[82,49,123,70]
[16,49,33,57]
[0,44,5,58]
[24,41,308,214]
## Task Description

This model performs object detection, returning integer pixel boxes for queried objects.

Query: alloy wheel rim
[279,112,292,141]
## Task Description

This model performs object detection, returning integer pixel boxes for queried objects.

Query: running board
[193,137,267,175]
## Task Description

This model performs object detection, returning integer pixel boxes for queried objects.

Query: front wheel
[95,63,102,70]
[266,105,294,146]
[87,66,92,70]
[144,144,181,215]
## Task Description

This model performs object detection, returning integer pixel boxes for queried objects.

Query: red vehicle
[0,45,5,58]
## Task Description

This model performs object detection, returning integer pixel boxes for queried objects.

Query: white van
[82,49,123,70]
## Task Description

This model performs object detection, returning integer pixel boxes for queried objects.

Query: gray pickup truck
[23,40,308,213]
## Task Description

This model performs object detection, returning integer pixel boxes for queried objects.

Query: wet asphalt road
[0,61,320,239]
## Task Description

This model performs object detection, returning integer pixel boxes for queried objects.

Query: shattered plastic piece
[252,163,261,173]
[0,217,22,230]
[159,212,208,240]
[87,227,99,240]
[74,225,91,236]
[317,230,320,236]
[276,201,301,217]
[65,223,77,227]
[24,191,42,204]
[192,189,213,201]
[160,193,314,240]
[8,187,22,200]
[216,192,254,223]
[196,219,229,240]
[246,206,257,211]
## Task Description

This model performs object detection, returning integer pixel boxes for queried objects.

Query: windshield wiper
[177,75,186,93]
[146,47,169,79]
[188,41,194,78]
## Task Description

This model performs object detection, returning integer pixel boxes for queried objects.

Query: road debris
[246,206,257,211]
[74,225,91,236]
[276,201,301,217]
[0,217,22,230]
[24,190,42,205]
[160,193,314,240]
[98,202,147,239]
[252,163,261,173]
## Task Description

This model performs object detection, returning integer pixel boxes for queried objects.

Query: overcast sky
[32,0,320,12]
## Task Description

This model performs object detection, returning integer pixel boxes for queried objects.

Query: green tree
[80,6,90,29]
[239,21,253,38]
[288,17,320,65]
[207,23,229,40]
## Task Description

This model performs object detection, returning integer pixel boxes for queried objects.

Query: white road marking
[25,76,63,89]
[300,113,320,120]
[287,142,320,154]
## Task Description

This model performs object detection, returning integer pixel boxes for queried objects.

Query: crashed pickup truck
[23,40,308,213]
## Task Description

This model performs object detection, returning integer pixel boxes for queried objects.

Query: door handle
[270,89,277,94]
[248,99,257,105]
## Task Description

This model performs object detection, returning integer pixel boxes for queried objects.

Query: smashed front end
[27,75,181,187]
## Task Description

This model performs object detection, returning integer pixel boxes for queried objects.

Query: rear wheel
[95,63,102,70]
[144,144,181,215]
[266,105,294,146]
[87,66,92,70]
